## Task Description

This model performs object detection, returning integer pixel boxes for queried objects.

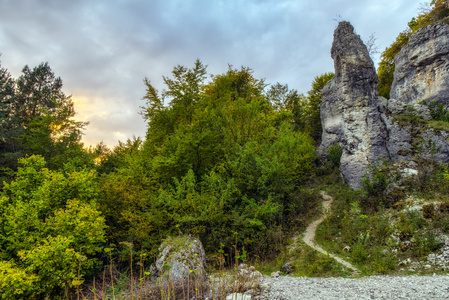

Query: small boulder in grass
[149,235,207,284]
[281,262,292,274]
[271,271,281,278]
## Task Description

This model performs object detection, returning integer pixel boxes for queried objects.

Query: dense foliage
[0,61,91,185]
[0,156,105,298]
[3,2,449,294]
[2,1,449,293]
[0,54,335,297]
[98,61,319,257]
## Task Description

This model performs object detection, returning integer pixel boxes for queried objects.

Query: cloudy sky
[0,0,422,147]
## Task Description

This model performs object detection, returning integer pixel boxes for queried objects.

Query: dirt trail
[302,191,360,274]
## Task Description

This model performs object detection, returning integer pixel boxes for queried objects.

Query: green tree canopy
[0,60,22,179]
[304,72,334,142]
[0,62,91,177]
[98,61,317,256]
[266,82,306,131]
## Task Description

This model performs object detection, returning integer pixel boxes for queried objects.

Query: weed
[74,236,266,300]
[421,203,435,219]
[414,230,444,256]
[427,100,449,122]
[352,242,369,264]
[280,241,352,277]
[372,246,397,274]
[397,209,426,235]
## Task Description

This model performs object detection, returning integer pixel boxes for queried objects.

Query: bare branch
[365,33,380,58]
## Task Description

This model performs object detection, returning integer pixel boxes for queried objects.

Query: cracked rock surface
[391,22,449,105]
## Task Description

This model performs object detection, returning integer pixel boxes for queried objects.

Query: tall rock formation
[319,22,389,189]
[391,22,449,105]
[319,21,449,190]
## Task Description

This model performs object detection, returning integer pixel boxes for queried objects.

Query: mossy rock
[149,235,207,284]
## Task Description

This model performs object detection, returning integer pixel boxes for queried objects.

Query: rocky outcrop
[281,262,292,274]
[149,235,207,284]
[319,21,449,189]
[319,21,389,189]
[391,22,449,105]
[380,97,449,163]
[386,22,449,165]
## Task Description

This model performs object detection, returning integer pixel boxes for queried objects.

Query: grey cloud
[0,0,422,146]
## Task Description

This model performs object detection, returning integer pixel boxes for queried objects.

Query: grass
[72,237,266,300]
[79,262,265,300]
[427,120,449,132]
[68,162,449,298]
[313,165,449,276]
[256,170,355,278]
[284,239,352,277]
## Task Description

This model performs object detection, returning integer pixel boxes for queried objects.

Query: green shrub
[435,217,449,234]
[0,260,38,300]
[397,209,426,236]
[421,203,435,219]
[0,155,106,298]
[428,100,449,122]
[413,230,444,257]
[18,236,79,295]
[352,242,369,264]
[328,144,343,169]
[439,202,449,214]
[360,165,391,211]
[372,246,396,274]
[361,168,390,199]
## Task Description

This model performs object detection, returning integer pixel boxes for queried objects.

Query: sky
[0,0,423,148]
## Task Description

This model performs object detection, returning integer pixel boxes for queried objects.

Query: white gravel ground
[256,275,449,300]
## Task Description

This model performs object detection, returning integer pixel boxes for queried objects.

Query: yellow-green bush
[0,155,106,298]
[0,260,38,300]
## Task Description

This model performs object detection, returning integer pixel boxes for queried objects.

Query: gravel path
[252,192,449,299]
[302,191,360,274]
[257,275,449,299]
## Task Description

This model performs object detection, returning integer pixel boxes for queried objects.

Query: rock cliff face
[391,23,449,105]
[319,21,389,189]
[384,22,449,164]
[320,21,449,189]
[380,97,449,164]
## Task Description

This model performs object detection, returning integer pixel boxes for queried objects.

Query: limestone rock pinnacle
[319,21,389,189]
